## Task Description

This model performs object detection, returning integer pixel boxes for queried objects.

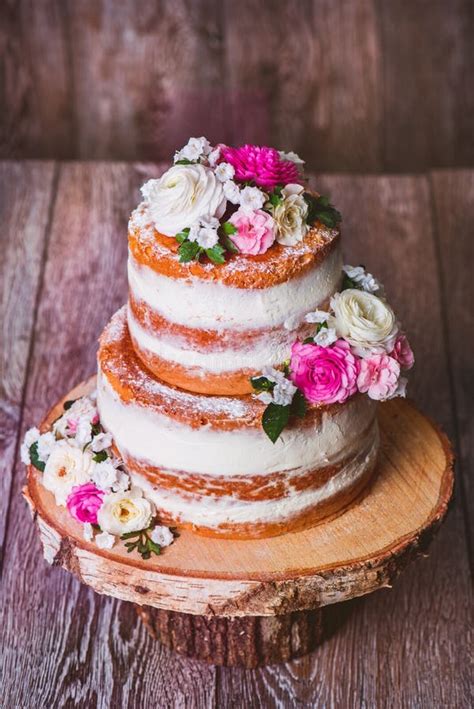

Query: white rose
[273,184,309,246]
[141,165,226,236]
[329,289,398,354]
[42,441,95,506]
[97,487,154,535]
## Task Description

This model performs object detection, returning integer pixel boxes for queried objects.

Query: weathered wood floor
[1,162,472,707]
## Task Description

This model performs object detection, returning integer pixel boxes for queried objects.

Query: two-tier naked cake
[23,138,414,552]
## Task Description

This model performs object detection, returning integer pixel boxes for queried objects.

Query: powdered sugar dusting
[100,307,257,422]
[129,202,339,284]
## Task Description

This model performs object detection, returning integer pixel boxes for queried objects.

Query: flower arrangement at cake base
[22,395,175,558]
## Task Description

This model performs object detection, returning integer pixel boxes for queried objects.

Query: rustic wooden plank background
[0,161,472,707]
[1,0,473,172]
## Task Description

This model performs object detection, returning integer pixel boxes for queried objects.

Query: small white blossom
[279,150,305,166]
[83,522,94,542]
[187,221,200,243]
[272,378,297,406]
[150,526,174,547]
[91,459,118,491]
[174,136,211,163]
[261,366,286,384]
[314,327,338,347]
[223,180,241,205]
[208,146,221,167]
[91,432,113,453]
[21,427,40,464]
[95,531,115,550]
[343,264,382,294]
[305,310,329,324]
[111,469,130,493]
[256,391,274,405]
[37,431,57,463]
[214,162,235,182]
[75,417,92,448]
[198,216,220,249]
[239,186,267,213]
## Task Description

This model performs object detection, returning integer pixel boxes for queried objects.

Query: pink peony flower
[390,334,414,370]
[290,339,359,405]
[221,145,302,190]
[229,208,276,255]
[67,482,105,525]
[357,354,400,401]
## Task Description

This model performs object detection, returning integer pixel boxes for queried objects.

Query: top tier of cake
[126,141,343,395]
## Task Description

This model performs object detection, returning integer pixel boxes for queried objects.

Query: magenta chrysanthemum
[220,145,302,190]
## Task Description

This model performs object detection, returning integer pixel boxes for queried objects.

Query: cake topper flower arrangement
[251,264,414,442]
[140,136,341,263]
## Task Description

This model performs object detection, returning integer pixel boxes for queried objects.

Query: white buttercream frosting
[97,370,377,478]
[128,244,342,332]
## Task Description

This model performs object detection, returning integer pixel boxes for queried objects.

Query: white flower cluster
[174,136,212,163]
[22,395,174,553]
[343,264,382,294]
[188,215,220,249]
[255,367,297,407]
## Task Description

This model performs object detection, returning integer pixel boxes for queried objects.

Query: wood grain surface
[1,0,474,172]
[1,162,472,706]
[25,379,454,617]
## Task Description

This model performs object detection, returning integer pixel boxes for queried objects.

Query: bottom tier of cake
[97,307,379,539]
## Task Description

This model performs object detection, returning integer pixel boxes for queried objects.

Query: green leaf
[305,193,342,228]
[178,240,201,263]
[291,389,307,418]
[262,403,291,443]
[205,244,226,265]
[221,233,239,254]
[175,227,190,244]
[250,376,275,392]
[269,192,283,207]
[222,221,237,235]
[29,441,45,472]
[342,274,357,290]
[174,158,194,165]
[303,336,315,344]
[93,450,108,463]
[63,399,76,411]
[91,422,102,437]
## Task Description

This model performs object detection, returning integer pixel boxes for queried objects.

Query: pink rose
[229,208,276,255]
[390,334,414,370]
[357,354,400,401]
[67,482,104,524]
[221,145,302,190]
[290,339,359,405]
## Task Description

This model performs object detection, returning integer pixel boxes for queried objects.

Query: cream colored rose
[273,184,309,246]
[42,441,95,506]
[330,289,398,354]
[97,487,154,535]
[141,165,226,236]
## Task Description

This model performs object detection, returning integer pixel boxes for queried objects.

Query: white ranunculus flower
[141,165,227,236]
[97,487,154,535]
[42,441,95,506]
[329,289,398,354]
[273,184,309,246]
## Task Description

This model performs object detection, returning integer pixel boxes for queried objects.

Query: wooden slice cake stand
[24,378,454,668]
